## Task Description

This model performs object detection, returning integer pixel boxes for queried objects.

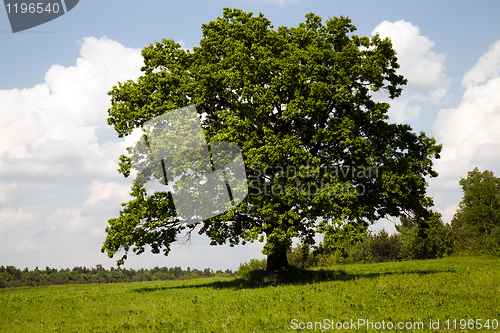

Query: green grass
[1,257,499,332]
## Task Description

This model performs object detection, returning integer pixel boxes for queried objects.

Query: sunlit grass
[1,257,499,332]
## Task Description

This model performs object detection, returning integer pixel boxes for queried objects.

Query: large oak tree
[102,8,441,272]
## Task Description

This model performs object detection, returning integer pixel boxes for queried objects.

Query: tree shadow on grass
[132,266,458,293]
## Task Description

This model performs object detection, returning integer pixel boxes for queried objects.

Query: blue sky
[1,0,500,271]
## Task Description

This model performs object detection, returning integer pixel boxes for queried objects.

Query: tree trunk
[266,246,289,273]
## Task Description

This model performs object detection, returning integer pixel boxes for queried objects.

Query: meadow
[0,257,499,332]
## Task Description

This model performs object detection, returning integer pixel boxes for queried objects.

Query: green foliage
[305,224,402,266]
[310,222,372,266]
[234,258,267,278]
[363,229,401,262]
[452,168,500,254]
[103,7,441,271]
[287,215,457,267]
[398,213,455,260]
[321,223,367,257]
[484,225,500,255]
[1,258,499,332]
[287,244,314,268]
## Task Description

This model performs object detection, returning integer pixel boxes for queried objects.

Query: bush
[364,230,401,262]
[288,244,319,269]
[235,258,267,278]
[399,213,455,260]
[484,226,500,256]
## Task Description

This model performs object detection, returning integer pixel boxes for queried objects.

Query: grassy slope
[0,257,499,332]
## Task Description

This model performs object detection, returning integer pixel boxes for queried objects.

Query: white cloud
[372,20,450,122]
[0,206,43,235]
[176,39,191,52]
[462,40,500,88]
[0,37,143,183]
[0,182,19,204]
[370,217,398,234]
[441,203,459,225]
[0,37,144,268]
[430,40,500,222]
[46,207,89,233]
[0,207,46,254]
[82,181,133,216]
[434,77,500,175]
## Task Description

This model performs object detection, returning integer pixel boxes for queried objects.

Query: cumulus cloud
[0,206,47,255]
[441,203,460,225]
[0,207,43,236]
[430,40,500,222]
[372,20,450,122]
[0,37,144,179]
[462,40,500,87]
[0,37,144,268]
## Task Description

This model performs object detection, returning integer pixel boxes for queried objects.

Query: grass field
[1,257,499,332]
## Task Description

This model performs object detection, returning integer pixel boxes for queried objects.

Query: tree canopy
[451,168,500,255]
[102,8,441,272]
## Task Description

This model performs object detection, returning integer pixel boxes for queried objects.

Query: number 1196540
[6,2,60,14]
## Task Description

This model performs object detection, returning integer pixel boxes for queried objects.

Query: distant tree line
[0,265,234,289]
